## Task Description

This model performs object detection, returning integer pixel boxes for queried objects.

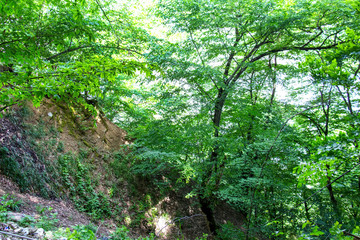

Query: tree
[0,0,150,114]
[294,22,360,233]
[147,0,357,234]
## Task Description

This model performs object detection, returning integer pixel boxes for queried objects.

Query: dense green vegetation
[1,0,360,239]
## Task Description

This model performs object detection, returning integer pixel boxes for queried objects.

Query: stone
[7,213,24,222]
[34,228,45,238]
[45,231,54,239]
[21,227,30,235]
[29,227,37,234]
[13,227,22,233]
[7,222,18,229]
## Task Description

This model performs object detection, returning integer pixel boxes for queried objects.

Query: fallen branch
[0,230,37,240]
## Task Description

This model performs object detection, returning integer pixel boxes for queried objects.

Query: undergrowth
[0,106,61,198]
[0,105,116,220]
[58,151,112,220]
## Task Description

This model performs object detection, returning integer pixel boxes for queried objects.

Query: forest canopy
[1,0,360,238]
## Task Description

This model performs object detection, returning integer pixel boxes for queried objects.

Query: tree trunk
[199,197,217,234]
[326,167,339,217]
[302,191,311,221]
[206,87,227,181]
[199,87,228,234]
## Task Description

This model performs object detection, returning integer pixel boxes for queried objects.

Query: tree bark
[326,165,339,217]
[199,197,217,234]
[199,87,228,234]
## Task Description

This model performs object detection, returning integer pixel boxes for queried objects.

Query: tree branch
[0,230,36,240]
[0,38,30,46]
[344,231,360,240]
[224,27,241,78]
[260,104,322,178]
[300,113,325,136]
[301,28,323,48]
[354,62,360,78]
[188,26,219,90]
[94,0,120,45]
[250,42,343,64]
[46,46,88,60]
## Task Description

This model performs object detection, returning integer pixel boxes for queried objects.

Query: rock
[21,227,30,235]
[7,222,18,229]
[13,227,22,233]
[0,223,10,231]
[34,228,45,238]
[7,213,24,222]
[29,227,37,234]
[45,231,54,239]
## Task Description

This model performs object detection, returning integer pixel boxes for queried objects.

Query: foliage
[52,225,97,240]
[110,225,156,240]
[67,225,97,240]
[0,211,7,222]
[35,205,59,231]
[0,194,22,212]
[0,0,152,115]
[216,222,245,240]
[299,221,360,240]
[58,152,112,219]
[0,107,63,198]
[120,0,360,238]
[18,215,36,227]
[0,194,21,222]
[110,226,133,240]
[1,0,360,238]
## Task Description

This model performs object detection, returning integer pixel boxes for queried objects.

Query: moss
[82,140,92,148]
[99,114,110,132]
[54,100,98,137]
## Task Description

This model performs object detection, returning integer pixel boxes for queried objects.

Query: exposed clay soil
[27,98,129,154]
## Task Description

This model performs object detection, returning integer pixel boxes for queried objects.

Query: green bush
[0,194,22,212]
[216,222,245,240]
[18,215,36,227]
[53,225,97,240]
[110,226,156,240]
[67,225,97,240]
[59,153,112,219]
[35,206,59,231]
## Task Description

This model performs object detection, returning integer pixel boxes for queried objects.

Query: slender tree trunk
[326,181,337,205]
[199,87,228,234]
[302,190,311,221]
[199,197,217,234]
[336,86,360,192]
[326,165,339,216]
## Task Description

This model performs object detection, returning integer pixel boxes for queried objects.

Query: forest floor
[0,174,116,237]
